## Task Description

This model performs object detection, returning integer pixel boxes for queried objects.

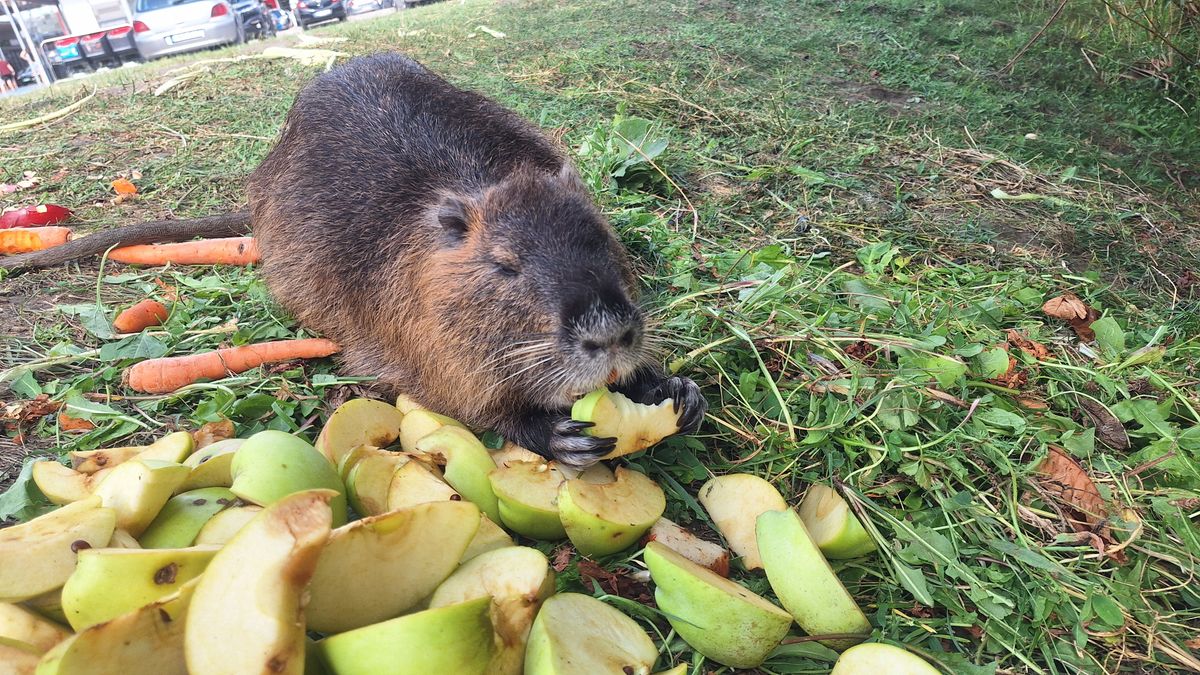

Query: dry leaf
[153,278,180,302]
[1185,637,1200,650]
[58,411,96,432]
[1077,398,1131,450]
[1036,445,1109,529]
[192,419,235,449]
[1005,329,1051,360]
[2,395,63,423]
[550,545,573,573]
[1016,396,1049,410]
[577,560,654,606]
[111,178,138,196]
[1042,292,1100,341]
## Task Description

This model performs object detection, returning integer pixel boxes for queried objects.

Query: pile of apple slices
[2,390,938,674]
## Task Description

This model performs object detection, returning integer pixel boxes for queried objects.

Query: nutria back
[247,52,692,464]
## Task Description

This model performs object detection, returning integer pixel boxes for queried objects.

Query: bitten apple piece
[230,430,347,527]
[642,518,731,577]
[461,515,514,562]
[698,474,786,570]
[60,546,218,631]
[756,509,871,650]
[571,388,680,459]
[69,447,139,474]
[68,432,194,475]
[0,603,70,653]
[344,447,411,516]
[644,541,792,668]
[490,442,544,468]
[829,643,941,675]
[524,593,658,675]
[176,438,244,492]
[139,487,237,548]
[393,393,426,414]
[31,462,111,505]
[429,546,555,675]
[193,504,263,545]
[318,597,495,675]
[797,484,877,559]
[314,398,407,465]
[306,501,481,633]
[185,490,334,675]
[398,409,467,452]
[413,426,502,523]
[385,457,460,511]
[488,461,567,540]
[36,578,196,675]
[558,467,665,557]
[0,497,117,602]
[0,636,40,671]
[91,460,191,537]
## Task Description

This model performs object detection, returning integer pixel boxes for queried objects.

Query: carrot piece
[111,178,138,195]
[0,226,72,255]
[122,338,340,394]
[107,237,260,266]
[113,299,170,333]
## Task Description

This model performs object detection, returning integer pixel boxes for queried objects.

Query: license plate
[313,8,331,16]
[166,30,205,44]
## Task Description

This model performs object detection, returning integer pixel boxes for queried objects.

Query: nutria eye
[496,264,519,277]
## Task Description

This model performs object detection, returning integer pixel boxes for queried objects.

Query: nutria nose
[580,327,639,354]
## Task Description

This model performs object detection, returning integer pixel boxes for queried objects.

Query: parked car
[347,0,382,14]
[231,0,276,40]
[132,0,240,60]
[269,7,293,30]
[294,0,347,29]
[16,65,37,86]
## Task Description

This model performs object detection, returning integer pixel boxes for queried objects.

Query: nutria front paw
[546,417,615,469]
[645,376,707,435]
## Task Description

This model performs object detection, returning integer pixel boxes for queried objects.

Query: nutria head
[418,163,651,413]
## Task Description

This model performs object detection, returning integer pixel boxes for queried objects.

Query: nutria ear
[436,193,479,241]
[554,161,587,192]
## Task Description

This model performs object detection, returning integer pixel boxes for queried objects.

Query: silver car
[132,0,240,60]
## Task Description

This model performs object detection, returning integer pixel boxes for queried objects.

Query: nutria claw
[547,417,616,469]
[647,376,707,435]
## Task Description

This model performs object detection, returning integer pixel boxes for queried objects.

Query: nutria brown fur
[4,52,705,466]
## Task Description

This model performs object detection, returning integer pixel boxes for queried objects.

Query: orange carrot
[111,178,138,195]
[113,299,169,333]
[123,338,340,394]
[107,237,260,266]
[0,226,72,255]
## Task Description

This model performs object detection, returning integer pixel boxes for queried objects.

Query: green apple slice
[345,447,411,516]
[571,388,680,459]
[0,603,70,654]
[576,463,615,484]
[306,500,481,633]
[653,666,688,675]
[488,461,567,540]
[135,432,196,463]
[397,409,467,453]
[230,429,347,527]
[22,590,67,626]
[0,497,117,602]
[108,529,141,549]
[558,467,665,557]
[61,546,218,631]
[829,643,941,674]
[462,515,514,562]
[185,490,334,675]
[385,457,459,511]
[139,487,237,548]
[92,460,191,537]
[314,398,407,465]
[643,517,730,577]
[756,508,871,650]
[318,597,495,675]
[176,439,244,493]
[698,473,786,570]
[524,593,658,675]
[394,393,426,414]
[1,635,40,670]
[797,484,877,559]
[37,578,196,675]
[413,426,502,523]
[69,446,140,474]
[644,541,792,668]
[31,462,111,505]
[193,504,263,545]
[490,443,544,468]
[429,546,555,675]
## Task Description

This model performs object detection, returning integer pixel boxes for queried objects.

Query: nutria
[3,52,705,467]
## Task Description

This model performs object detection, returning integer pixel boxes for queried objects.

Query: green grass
[2,0,1199,672]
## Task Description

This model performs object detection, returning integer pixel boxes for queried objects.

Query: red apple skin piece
[0,204,71,228]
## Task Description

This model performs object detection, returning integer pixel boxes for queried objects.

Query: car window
[136,0,206,12]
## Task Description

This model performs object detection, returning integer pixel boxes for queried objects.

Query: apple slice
[490,443,544,468]
[306,500,481,633]
[462,515,514,562]
[139,487,237,548]
[108,529,141,548]
[653,667,688,675]
[69,446,140,474]
[0,497,117,602]
[488,461,567,540]
[756,508,871,650]
[558,467,665,557]
[643,518,730,577]
[314,398,407,465]
[61,546,218,631]
[413,426,502,523]
[0,602,70,653]
[344,447,411,516]
[394,393,426,414]
[698,473,786,570]
[429,546,555,675]
[644,541,792,668]
[230,429,347,527]
[318,596,495,675]
[22,589,67,626]
[571,388,680,459]
[37,578,196,675]
[0,635,40,670]
[176,438,244,492]
[797,484,877,559]
[193,504,263,545]
[830,643,941,674]
[31,462,111,505]
[385,457,460,511]
[397,408,467,452]
[92,459,191,537]
[524,592,658,675]
[577,462,615,484]
[185,489,334,675]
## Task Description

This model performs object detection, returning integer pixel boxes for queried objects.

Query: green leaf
[877,390,920,430]
[975,408,1027,435]
[1061,428,1096,455]
[8,370,42,398]
[61,392,124,420]
[57,303,116,340]
[899,352,968,388]
[894,561,934,605]
[1091,595,1125,627]
[1090,317,1125,356]
[766,642,840,663]
[842,279,892,312]
[973,347,1011,378]
[0,458,54,522]
[99,333,169,361]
